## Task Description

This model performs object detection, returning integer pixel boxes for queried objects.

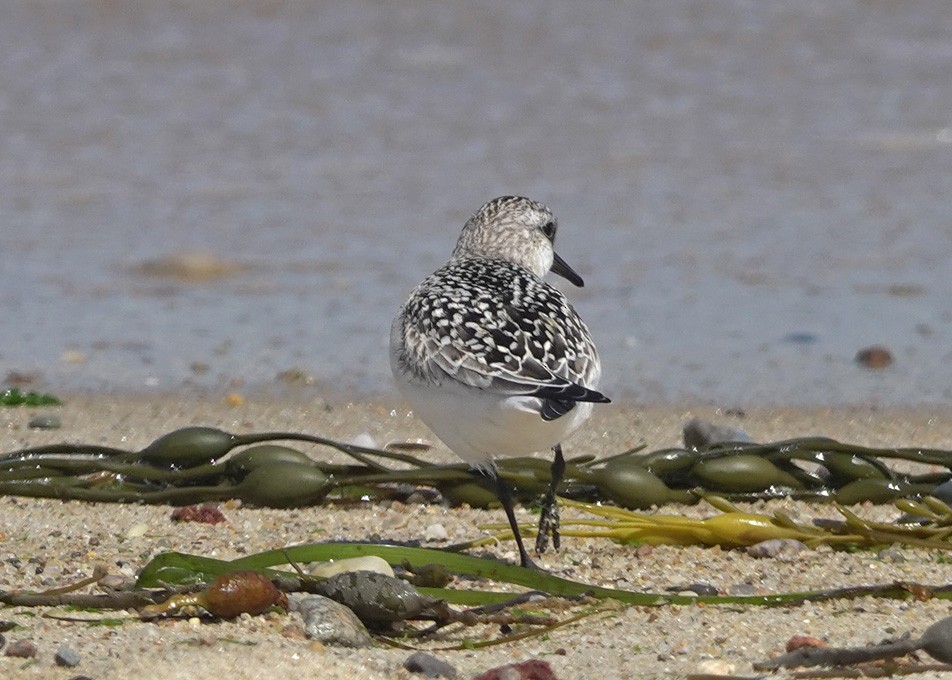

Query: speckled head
[451,196,584,286]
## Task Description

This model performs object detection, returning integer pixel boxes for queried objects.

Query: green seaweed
[0,388,62,407]
[135,543,952,609]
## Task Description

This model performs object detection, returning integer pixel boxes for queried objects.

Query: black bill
[551,251,585,287]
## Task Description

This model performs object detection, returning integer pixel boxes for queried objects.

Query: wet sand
[2,395,952,679]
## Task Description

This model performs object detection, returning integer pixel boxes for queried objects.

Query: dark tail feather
[536,383,611,422]
[540,399,575,421]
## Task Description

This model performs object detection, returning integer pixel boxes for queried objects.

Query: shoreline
[2,396,952,679]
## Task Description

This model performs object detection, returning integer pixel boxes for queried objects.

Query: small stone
[783,332,819,345]
[132,251,248,281]
[28,414,62,430]
[101,574,130,591]
[786,635,827,652]
[170,504,227,524]
[404,651,458,678]
[930,479,952,504]
[634,544,653,558]
[0,632,5,649]
[666,583,718,597]
[682,417,751,449]
[424,523,449,542]
[126,523,149,538]
[694,659,736,675]
[61,350,87,364]
[275,368,315,385]
[919,615,952,663]
[473,659,558,680]
[5,639,37,658]
[855,345,893,368]
[405,491,432,504]
[350,432,378,449]
[726,583,763,596]
[290,594,372,648]
[747,538,808,560]
[55,645,81,667]
[877,546,905,563]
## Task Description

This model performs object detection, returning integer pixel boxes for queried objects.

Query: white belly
[397,378,593,469]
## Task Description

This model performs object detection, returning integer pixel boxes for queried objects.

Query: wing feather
[398,258,609,420]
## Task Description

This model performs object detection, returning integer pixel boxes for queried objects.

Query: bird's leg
[535,444,565,555]
[491,472,538,570]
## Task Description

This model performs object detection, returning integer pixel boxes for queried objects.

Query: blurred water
[2,1,951,406]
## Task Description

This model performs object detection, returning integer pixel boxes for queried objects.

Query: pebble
[405,489,440,504]
[473,659,558,680]
[55,645,81,667]
[747,538,808,560]
[170,504,227,524]
[275,368,314,385]
[634,544,654,559]
[126,523,150,538]
[682,418,751,449]
[97,574,134,591]
[726,583,764,596]
[666,582,719,597]
[404,651,458,678]
[350,432,379,449]
[0,632,5,649]
[316,571,430,625]
[290,594,372,648]
[694,659,736,675]
[60,350,86,364]
[877,546,905,563]
[930,479,952,504]
[855,345,893,368]
[918,615,952,663]
[424,522,449,541]
[4,639,37,658]
[132,251,247,281]
[28,413,62,430]
[786,635,827,652]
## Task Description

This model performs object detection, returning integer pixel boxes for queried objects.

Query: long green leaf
[135,542,952,608]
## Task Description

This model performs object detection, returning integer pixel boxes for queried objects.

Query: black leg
[535,444,565,555]
[491,472,538,570]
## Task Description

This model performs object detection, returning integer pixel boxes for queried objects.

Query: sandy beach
[1,394,951,679]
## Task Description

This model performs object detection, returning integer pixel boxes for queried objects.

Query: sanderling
[390,195,610,568]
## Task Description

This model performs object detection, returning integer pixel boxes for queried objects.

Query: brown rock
[855,345,893,368]
[5,639,37,658]
[473,659,558,680]
[786,635,828,652]
[170,504,228,524]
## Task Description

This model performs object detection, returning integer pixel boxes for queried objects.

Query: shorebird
[390,195,609,568]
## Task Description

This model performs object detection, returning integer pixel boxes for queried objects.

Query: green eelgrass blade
[135,542,952,608]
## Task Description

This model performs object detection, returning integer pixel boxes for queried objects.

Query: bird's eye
[541,221,556,239]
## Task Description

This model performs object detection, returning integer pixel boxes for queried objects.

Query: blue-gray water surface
[2,1,951,406]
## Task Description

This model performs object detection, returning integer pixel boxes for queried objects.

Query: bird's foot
[534,492,561,555]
